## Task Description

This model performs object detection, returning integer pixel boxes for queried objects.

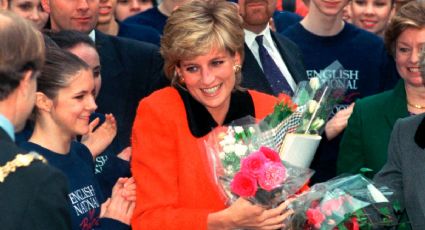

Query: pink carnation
[241,151,267,178]
[230,172,258,197]
[258,161,287,191]
[259,146,281,163]
[306,207,325,229]
[321,197,343,216]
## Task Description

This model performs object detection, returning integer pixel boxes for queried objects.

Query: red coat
[131,87,276,229]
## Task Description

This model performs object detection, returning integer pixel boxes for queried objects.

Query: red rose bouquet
[286,174,397,230]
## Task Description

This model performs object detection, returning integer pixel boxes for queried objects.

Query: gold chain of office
[0,152,47,183]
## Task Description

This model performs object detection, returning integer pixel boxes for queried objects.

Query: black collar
[415,115,425,149]
[177,87,255,137]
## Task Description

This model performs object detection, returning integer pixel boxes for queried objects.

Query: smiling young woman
[130,0,295,229]
[349,0,395,37]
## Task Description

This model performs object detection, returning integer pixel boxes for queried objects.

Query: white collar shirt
[244,26,297,91]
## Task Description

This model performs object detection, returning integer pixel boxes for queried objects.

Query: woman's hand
[121,177,137,202]
[117,147,132,162]
[208,198,294,230]
[100,177,136,225]
[325,103,355,140]
[81,113,117,158]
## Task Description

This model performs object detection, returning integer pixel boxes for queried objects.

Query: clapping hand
[81,113,117,158]
[325,103,355,140]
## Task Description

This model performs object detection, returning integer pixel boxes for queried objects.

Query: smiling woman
[338,0,425,181]
[130,0,295,229]
[349,0,395,37]
[20,48,137,230]
[2,0,48,30]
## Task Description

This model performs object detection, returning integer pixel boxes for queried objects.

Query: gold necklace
[407,101,425,109]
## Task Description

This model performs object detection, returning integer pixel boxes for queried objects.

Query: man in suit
[0,10,71,229]
[238,0,307,96]
[40,0,168,153]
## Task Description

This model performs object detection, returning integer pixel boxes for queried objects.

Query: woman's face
[350,0,394,36]
[98,0,117,25]
[9,0,48,30]
[67,44,102,98]
[50,69,97,136]
[342,4,352,23]
[395,27,425,87]
[176,48,241,122]
[115,0,152,22]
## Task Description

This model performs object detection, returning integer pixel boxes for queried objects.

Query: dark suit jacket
[95,30,168,153]
[0,128,71,229]
[241,31,307,95]
[338,80,408,178]
[374,113,425,230]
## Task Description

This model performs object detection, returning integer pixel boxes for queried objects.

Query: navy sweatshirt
[282,22,399,183]
[20,141,128,230]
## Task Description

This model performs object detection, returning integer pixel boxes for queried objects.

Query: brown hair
[160,0,244,87]
[385,0,425,56]
[0,10,45,100]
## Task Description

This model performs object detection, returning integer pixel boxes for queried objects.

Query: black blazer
[241,31,307,95]
[0,128,71,229]
[95,30,168,153]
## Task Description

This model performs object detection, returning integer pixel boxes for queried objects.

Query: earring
[233,64,242,73]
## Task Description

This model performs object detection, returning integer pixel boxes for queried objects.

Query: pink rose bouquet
[286,174,397,230]
[204,120,313,207]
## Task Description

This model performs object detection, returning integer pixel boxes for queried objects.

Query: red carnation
[230,172,258,197]
[241,150,267,178]
[259,146,281,163]
[306,207,325,229]
[258,161,287,191]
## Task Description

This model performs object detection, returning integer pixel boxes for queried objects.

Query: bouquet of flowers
[277,62,347,168]
[204,119,313,207]
[286,174,398,230]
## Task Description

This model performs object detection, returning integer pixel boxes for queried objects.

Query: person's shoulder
[123,7,157,24]
[273,11,302,33]
[121,8,152,25]
[273,31,303,52]
[0,149,67,189]
[248,90,276,115]
[248,89,276,101]
[280,22,303,36]
[97,30,158,50]
[356,88,394,108]
[344,23,384,45]
[118,23,161,46]
[399,113,425,128]
[140,87,180,107]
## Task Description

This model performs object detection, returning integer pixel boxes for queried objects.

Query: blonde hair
[160,0,244,87]
[385,0,425,56]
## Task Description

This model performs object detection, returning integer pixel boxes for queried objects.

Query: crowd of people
[0,0,424,229]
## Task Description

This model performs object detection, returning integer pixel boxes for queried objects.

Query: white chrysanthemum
[234,143,248,157]
[248,126,256,134]
[226,165,234,173]
[234,126,244,134]
[219,152,226,159]
[219,135,236,146]
[223,144,235,154]
[309,77,320,91]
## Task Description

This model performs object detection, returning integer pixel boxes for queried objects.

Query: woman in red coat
[131,0,294,229]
